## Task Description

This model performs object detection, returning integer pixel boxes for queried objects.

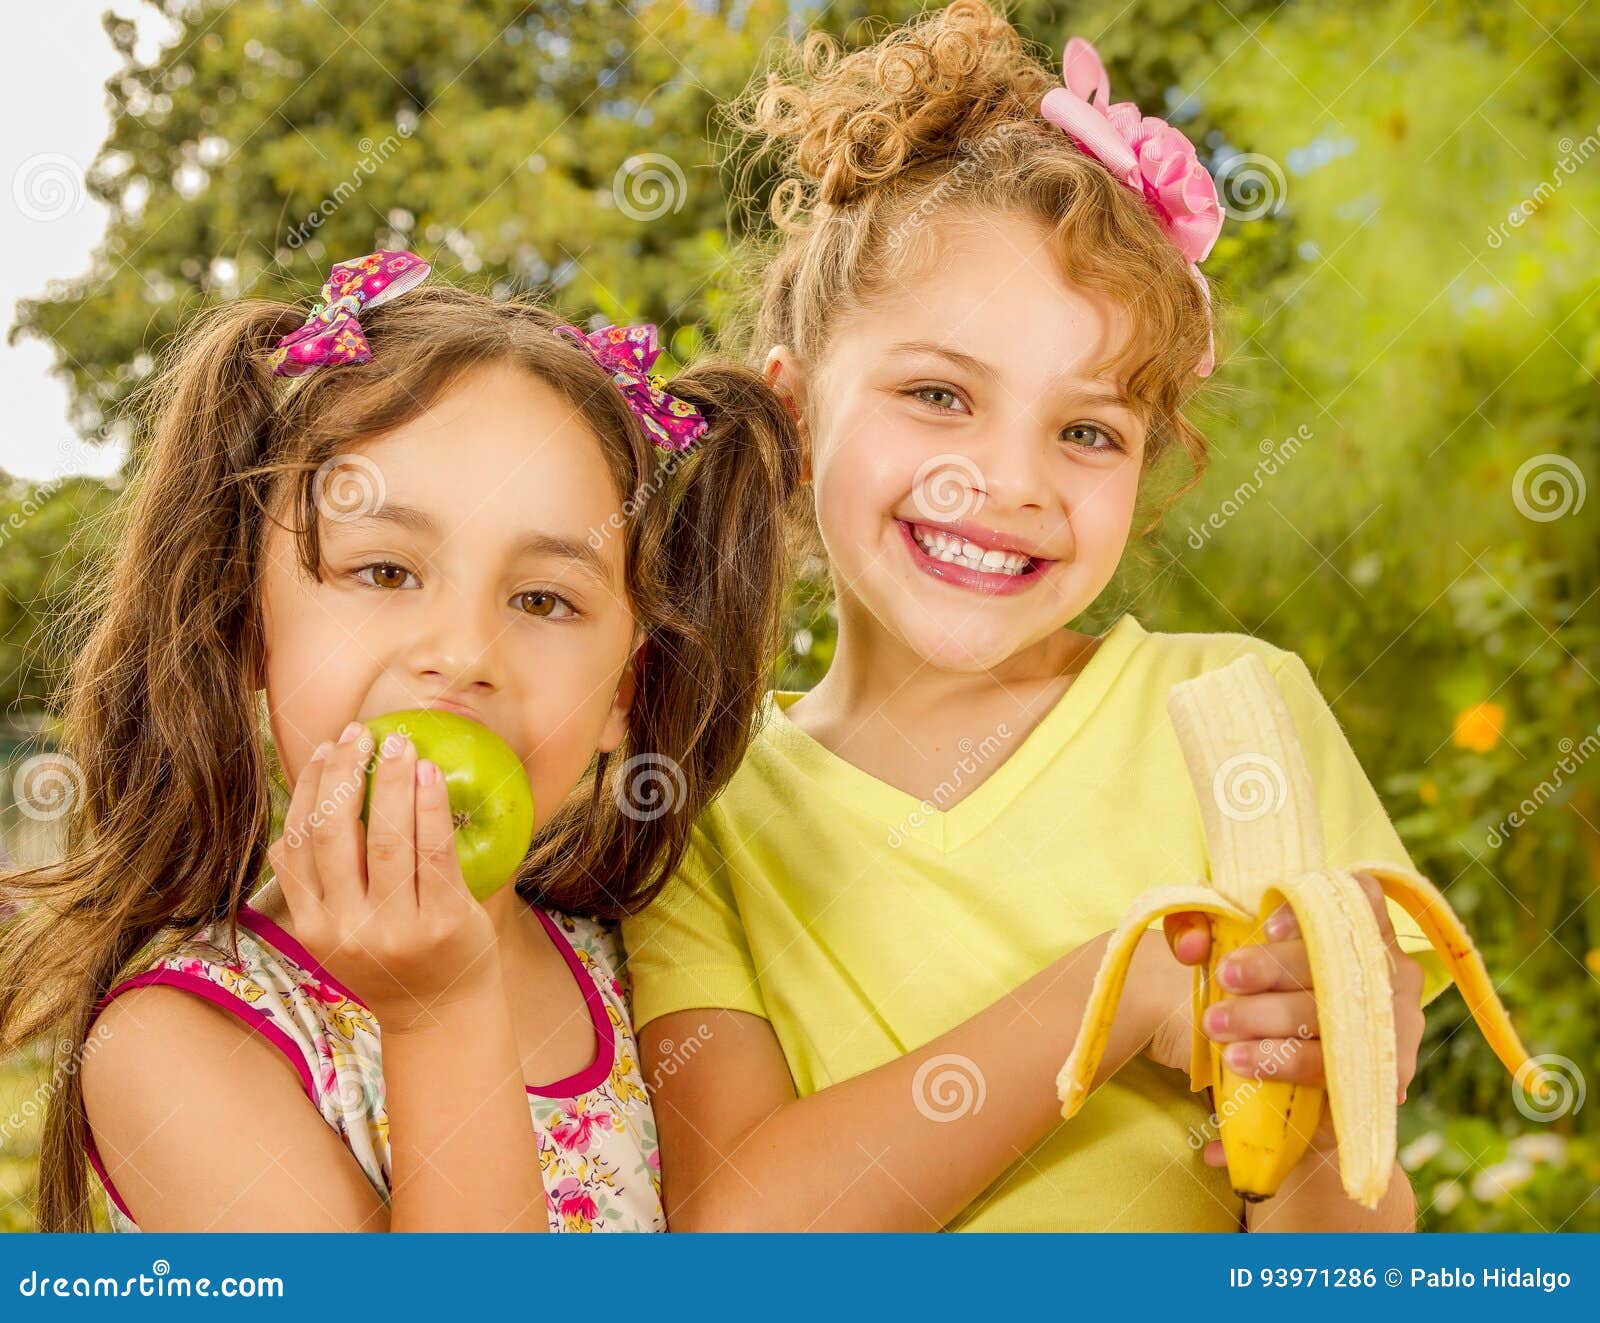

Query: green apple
[359,708,535,901]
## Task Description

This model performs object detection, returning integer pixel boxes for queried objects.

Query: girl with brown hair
[0,250,802,1231]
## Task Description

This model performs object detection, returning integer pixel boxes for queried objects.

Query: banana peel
[1054,652,1545,1210]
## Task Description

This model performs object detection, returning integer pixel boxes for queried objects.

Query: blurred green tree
[12,0,809,446]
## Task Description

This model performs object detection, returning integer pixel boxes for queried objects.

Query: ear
[763,344,812,485]
[596,629,646,755]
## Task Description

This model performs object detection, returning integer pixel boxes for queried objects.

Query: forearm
[1247,1150,1416,1232]
[668,931,1174,1231]
[379,969,547,1233]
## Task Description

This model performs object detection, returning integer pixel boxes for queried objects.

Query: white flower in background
[1398,1131,1445,1170]
[1470,1157,1534,1202]
[1508,1133,1568,1166]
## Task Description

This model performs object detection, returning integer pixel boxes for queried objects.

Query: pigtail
[632,361,805,819]
[0,299,301,1230]
[526,363,804,920]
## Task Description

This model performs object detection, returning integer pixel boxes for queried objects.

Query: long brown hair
[718,0,1221,544]
[0,281,803,1230]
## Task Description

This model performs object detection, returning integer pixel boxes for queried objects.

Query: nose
[963,419,1051,514]
[403,579,505,697]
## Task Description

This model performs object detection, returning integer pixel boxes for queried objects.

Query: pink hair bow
[554,323,709,452]
[1040,37,1222,376]
[270,249,431,378]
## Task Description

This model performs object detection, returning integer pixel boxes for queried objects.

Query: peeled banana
[1054,651,1545,1210]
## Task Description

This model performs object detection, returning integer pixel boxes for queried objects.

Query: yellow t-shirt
[621,613,1450,1232]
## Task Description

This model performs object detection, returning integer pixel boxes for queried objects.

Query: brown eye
[516,590,575,620]
[355,563,416,590]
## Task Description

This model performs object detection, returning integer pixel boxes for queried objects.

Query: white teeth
[908,523,1032,576]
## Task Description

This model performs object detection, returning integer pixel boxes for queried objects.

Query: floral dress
[85,901,664,1232]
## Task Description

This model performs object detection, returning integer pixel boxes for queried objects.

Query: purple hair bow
[270,249,431,378]
[554,323,709,452]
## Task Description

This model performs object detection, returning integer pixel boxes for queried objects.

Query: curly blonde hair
[719,0,1220,537]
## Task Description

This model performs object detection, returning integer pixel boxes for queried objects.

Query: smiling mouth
[907,522,1035,575]
[895,518,1056,593]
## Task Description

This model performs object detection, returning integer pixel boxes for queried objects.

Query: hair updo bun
[745,1,1054,221]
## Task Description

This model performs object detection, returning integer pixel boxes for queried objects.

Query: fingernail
[1203,1005,1228,1035]
[1225,1044,1251,1069]
[380,732,410,759]
[1266,909,1296,939]
[1218,957,1244,989]
[309,740,332,763]
[416,759,439,786]
[338,721,364,744]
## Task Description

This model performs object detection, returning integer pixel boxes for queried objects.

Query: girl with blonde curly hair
[624,1,1442,1232]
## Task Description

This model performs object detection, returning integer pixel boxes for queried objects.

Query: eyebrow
[330,501,612,584]
[886,340,1137,412]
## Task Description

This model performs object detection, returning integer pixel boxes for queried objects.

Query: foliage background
[2,0,1596,1232]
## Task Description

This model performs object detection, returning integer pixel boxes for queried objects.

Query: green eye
[911,386,965,412]
[1063,424,1124,453]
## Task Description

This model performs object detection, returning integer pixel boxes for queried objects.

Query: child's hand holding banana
[1163,882,1428,1175]
[1056,653,1546,1211]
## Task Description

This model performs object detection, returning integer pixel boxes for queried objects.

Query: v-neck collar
[758,612,1147,854]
